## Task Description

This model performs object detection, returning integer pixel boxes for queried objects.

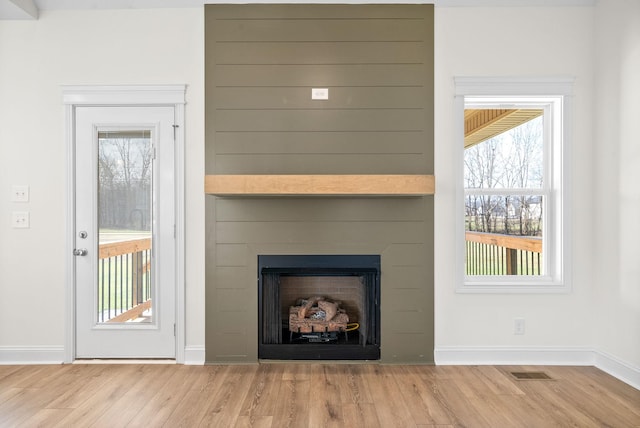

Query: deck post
[506,248,518,275]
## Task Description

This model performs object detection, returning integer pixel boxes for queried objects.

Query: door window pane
[97,130,153,323]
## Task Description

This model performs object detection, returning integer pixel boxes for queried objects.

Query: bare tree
[507,119,543,236]
[464,136,504,233]
[98,136,152,230]
[464,116,543,236]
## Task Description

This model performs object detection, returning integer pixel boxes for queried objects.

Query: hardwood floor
[0,363,638,427]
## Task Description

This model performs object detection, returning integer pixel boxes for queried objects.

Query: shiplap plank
[214,222,426,245]
[214,131,425,155]
[384,288,433,313]
[213,18,427,42]
[214,64,425,87]
[215,244,249,267]
[209,4,431,20]
[214,41,426,65]
[213,155,428,174]
[213,87,426,110]
[213,109,424,132]
[214,198,429,222]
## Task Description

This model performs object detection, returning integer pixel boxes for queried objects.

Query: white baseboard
[184,346,205,365]
[434,346,639,390]
[0,346,65,365]
[0,345,205,366]
[594,350,640,391]
[434,346,595,365]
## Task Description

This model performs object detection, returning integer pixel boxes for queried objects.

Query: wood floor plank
[50,365,141,428]
[429,378,494,427]
[270,365,311,428]
[160,365,227,427]
[45,365,114,409]
[547,366,640,427]
[336,364,374,405]
[0,386,22,406]
[127,365,206,427]
[240,363,284,419]
[1,366,53,389]
[308,364,345,428]
[234,415,274,428]
[393,365,453,425]
[449,366,529,427]
[93,364,180,427]
[333,365,380,428]
[19,407,73,427]
[364,365,415,427]
[0,363,637,427]
[472,365,526,396]
[0,366,103,426]
[0,365,22,381]
[199,365,259,427]
[512,376,604,427]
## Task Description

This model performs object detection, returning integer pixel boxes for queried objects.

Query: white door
[74,106,175,358]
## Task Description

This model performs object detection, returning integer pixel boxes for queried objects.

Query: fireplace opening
[258,255,381,360]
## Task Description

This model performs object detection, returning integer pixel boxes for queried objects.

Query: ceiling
[464,109,543,148]
[0,0,596,20]
[1,0,200,19]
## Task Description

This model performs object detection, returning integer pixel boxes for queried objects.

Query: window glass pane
[463,109,545,277]
[464,113,544,190]
[464,195,543,276]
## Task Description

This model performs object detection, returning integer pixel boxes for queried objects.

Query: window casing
[454,78,572,293]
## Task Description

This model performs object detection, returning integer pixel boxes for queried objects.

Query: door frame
[63,85,186,363]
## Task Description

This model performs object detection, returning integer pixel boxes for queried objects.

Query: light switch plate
[12,211,30,228]
[12,185,29,202]
[311,88,329,100]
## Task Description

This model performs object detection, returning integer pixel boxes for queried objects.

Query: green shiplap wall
[205,4,434,363]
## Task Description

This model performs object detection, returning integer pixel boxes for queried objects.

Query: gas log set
[288,296,354,343]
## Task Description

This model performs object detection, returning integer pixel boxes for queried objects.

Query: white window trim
[62,85,187,362]
[454,77,573,293]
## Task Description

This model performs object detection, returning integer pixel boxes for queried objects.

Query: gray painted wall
[205,4,434,363]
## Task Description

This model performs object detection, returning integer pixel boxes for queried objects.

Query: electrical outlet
[11,185,29,202]
[514,318,525,335]
[12,211,30,228]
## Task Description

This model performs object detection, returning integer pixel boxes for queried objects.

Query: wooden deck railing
[98,238,152,322]
[465,231,542,275]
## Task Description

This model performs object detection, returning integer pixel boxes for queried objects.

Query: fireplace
[258,255,381,360]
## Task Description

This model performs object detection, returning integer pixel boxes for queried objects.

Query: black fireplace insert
[258,255,381,360]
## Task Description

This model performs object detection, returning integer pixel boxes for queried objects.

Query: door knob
[73,248,88,256]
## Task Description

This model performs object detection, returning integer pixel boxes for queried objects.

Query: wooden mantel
[205,175,435,197]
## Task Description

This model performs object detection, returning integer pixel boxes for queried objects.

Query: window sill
[457,280,571,294]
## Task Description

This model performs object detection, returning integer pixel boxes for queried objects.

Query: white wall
[434,3,639,386]
[434,6,598,357]
[0,8,205,359]
[593,0,640,377]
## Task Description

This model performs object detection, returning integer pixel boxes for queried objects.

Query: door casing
[63,85,186,363]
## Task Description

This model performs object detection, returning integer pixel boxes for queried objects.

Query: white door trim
[63,85,186,363]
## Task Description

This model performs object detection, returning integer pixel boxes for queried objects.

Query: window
[454,78,572,292]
